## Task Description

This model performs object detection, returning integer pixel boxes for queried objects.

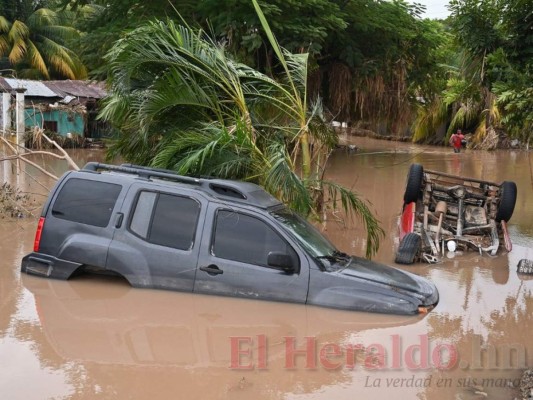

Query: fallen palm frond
[472,126,500,150]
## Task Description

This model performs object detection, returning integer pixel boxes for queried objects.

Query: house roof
[44,80,107,99]
[0,78,107,100]
[0,78,58,97]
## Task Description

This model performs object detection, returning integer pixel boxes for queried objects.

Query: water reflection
[19,274,424,399]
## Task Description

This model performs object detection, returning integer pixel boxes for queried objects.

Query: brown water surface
[1,139,532,399]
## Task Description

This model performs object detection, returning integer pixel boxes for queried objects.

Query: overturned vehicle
[396,164,517,264]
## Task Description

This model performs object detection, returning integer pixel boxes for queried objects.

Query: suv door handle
[114,212,124,228]
[199,265,223,276]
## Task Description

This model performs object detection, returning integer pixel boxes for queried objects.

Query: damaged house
[0,78,110,141]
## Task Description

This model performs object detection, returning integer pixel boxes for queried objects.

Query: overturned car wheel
[395,233,421,265]
[404,164,424,204]
[495,181,517,222]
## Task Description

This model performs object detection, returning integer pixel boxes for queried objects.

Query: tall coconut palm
[0,7,86,79]
[101,8,383,257]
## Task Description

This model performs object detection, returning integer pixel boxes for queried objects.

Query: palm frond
[0,36,10,56]
[447,99,482,137]
[318,180,384,258]
[138,69,220,132]
[26,40,49,78]
[0,16,11,33]
[8,21,29,43]
[412,97,448,142]
[34,25,80,43]
[473,118,487,141]
[284,50,309,97]
[251,0,304,112]
[152,122,261,180]
[26,8,60,28]
[264,142,311,214]
[306,98,337,148]
[9,39,27,64]
[39,37,77,78]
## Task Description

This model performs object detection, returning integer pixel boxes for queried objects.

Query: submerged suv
[22,163,438,315]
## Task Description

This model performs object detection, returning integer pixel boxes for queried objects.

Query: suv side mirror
[267,252,295,273]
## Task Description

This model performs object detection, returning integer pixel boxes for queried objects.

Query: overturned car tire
[495,181,517,222]
[404,164,424,204]
[395,233,421,265]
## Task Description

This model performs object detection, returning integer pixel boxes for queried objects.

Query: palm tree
[0,7,86,79]
[412,51,502,149]
[101,4,384,257]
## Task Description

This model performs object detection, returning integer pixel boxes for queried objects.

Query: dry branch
[1,127,80,180]
[1,137,59,179]
[40,131,80,171]
[0,151,67,162]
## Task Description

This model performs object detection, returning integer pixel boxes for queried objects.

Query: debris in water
[0,183,31,218]
[517,259,533,275]
[519,369,533,399]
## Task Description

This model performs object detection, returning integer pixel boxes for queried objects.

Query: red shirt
[451,133,464,149]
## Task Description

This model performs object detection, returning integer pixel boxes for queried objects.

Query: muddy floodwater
[1,138,532,399]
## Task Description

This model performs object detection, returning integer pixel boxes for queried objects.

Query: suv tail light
[34,217,45,252]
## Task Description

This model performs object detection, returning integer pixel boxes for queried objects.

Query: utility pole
[15,88,26,148]
[2,91,12,136]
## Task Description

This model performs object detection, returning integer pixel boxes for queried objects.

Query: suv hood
[310,256,439,314]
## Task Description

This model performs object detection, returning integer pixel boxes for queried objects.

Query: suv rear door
[106,183,208,291]
[39,173,127,268]
[194,203,309,303]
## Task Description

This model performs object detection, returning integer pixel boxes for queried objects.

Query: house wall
[24,109,85,137]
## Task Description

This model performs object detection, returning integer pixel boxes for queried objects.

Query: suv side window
[130,191,200,250]
[212,210,298,269]
[52,178,122,227]
[130,191,157,238]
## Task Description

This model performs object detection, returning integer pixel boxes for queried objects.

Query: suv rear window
[52,178,122,227]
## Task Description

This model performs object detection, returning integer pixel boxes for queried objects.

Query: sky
[417,0,452,19]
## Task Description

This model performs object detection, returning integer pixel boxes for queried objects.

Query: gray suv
[21,163,438,315]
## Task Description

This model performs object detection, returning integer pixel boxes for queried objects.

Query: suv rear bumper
[21,253,82,280]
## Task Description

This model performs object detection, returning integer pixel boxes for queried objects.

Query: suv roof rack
[83,162,202,185]
[81,162,281,209]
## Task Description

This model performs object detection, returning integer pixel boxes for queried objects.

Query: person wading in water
[449,129,465,153]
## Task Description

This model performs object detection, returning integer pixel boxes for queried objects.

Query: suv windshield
[271,208,349,267]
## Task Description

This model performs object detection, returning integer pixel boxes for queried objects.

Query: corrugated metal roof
[44,80,107,99]
[0,78,107,100]
[2,78,59,97]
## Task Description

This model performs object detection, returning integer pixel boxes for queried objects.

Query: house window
[43,120,58,132]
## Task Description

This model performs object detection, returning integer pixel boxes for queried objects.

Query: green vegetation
[0,0,86,78]
[414,0,532,148]
[1,0,530,144]
[1,0,531,254]
[100,4,384,256]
